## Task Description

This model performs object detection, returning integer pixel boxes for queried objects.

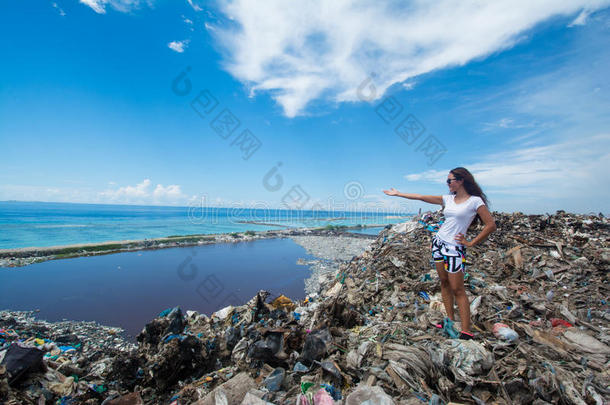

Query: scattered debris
[1,210,608,404]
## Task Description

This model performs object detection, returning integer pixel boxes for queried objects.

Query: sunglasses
[446,178,460,184]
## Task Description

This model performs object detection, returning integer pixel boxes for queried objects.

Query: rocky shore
[290,235,375,296]
[1,210,609,404]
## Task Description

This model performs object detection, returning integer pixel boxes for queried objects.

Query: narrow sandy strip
[0,226,379,267]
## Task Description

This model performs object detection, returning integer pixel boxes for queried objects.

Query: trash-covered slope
[1,210,608,404]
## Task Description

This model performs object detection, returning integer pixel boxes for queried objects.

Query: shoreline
[0,232,376,341]
[0,231,378,347]
[290,234,375,297]
[0,224,382,268]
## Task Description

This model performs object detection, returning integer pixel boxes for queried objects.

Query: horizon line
[0,200,414,215]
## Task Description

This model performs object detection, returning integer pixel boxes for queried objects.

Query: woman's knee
[450,283,466,297]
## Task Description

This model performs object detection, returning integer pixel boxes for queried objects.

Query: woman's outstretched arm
[383,188,443,205]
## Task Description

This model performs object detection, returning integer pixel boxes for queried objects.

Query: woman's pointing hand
[383,188,400,196]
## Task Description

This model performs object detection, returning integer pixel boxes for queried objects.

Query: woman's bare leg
[448,271,471,333]
[435,261,454,320]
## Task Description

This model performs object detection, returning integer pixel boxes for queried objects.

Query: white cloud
[511,66,610,129]
[0,181,198,207]
[101,179,151,200]
[79,0,146,14]
[52,2,66,16]
[168,40,189,53]
[403,134,610,213]
[569,8,592,25]
[467,36,610,144]
[402,81,416,91]
[99,179,187,204]
[80,0,106,13]
[187,0,202,12]
[490,118,514,129]
[153,184,183,200]
[213,0,610,117]
[481,117,547,132]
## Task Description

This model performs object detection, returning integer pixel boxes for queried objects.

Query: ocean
[0,201,410,249]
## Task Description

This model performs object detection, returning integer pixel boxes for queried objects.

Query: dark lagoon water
[0,238,316,338]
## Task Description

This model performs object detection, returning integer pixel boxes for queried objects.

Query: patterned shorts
[431,234,466,273]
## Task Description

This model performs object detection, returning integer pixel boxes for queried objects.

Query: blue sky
[1,0,609,214]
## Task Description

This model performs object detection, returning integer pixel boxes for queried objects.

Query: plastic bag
[493,323,518,341]
[345,385,395,405]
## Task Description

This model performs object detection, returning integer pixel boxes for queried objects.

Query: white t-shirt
[436,194,485,246]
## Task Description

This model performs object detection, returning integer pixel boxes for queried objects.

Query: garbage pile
[0,310,135,404]
[1,210,608,404]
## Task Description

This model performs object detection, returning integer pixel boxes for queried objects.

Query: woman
[383,167,496,339]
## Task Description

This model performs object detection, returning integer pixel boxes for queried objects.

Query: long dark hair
[450,167,489,227]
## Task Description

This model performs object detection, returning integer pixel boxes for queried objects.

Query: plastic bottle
[493,323,519,341]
